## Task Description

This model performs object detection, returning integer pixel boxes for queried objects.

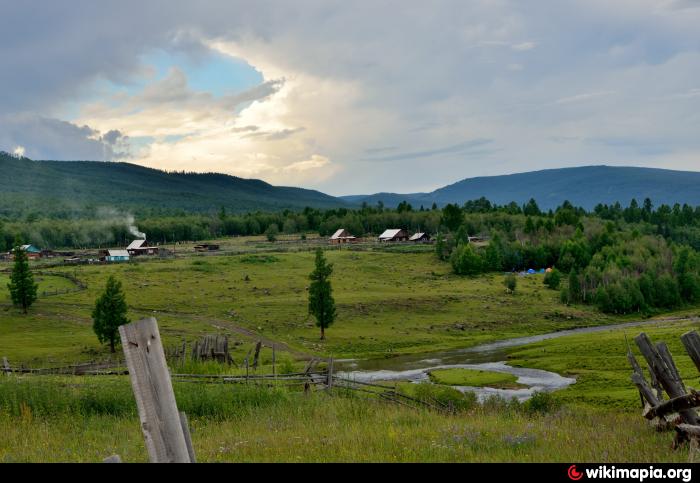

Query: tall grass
[0,376,292,419]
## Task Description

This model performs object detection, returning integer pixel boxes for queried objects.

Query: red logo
[568,465,583,481]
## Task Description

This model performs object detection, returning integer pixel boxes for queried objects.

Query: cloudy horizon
[2,1,699,196]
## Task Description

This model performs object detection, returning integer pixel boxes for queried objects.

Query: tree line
[434,198,700,315]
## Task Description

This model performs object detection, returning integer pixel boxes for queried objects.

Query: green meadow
[1,237,700,461]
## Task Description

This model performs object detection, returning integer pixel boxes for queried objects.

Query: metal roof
[107,250,130,257]
[409,232,426,241]
[330,229,346,239]
[379,229,403,239]
[127,239,147,250]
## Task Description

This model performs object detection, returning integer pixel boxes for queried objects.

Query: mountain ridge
[0,152,348,217]
[341,165,700,210]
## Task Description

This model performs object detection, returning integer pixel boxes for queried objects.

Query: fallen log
[644,391,700,420]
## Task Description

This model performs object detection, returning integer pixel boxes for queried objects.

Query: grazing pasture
[2,240,700,462]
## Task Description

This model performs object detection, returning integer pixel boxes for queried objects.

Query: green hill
[342,166,700,210]
[0,153,347,217]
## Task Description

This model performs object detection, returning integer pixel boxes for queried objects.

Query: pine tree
[7,243,38,314]
[92,275,130,353]
[308,248,336,340]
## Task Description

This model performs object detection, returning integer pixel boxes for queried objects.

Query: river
[336,317,693,401]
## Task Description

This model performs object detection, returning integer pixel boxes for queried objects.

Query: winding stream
[336,317,693,401]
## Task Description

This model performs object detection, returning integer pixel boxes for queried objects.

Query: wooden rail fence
[629,330,700,459]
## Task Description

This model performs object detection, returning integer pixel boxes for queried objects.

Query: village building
[194,244,220,252]
[329,229,357,244]
[11,244,42,260]
[103,249,130,263]
[467,235,489,243]
[378,229,409,242]
[409,232,431,243]
[127,239,159,256]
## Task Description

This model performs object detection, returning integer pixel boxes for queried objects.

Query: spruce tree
[308,248,336,340]
[92,275,130,353]
[7,243,38,314]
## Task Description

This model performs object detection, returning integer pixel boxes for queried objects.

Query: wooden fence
[628,330,700,459]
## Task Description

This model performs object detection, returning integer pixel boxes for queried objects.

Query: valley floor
[1,238,700,462]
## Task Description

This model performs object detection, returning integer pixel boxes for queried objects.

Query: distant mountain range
[0,152,346,217]
[342,166,700,210]
[2,153,699,217]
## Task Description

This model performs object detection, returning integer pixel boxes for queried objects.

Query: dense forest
[343,165,700,210]
[3,195,700,316]
[0,152,345,218]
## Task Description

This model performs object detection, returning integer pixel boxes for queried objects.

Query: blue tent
[527,269,536,274]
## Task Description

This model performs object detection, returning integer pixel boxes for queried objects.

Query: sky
[1,0,700,196]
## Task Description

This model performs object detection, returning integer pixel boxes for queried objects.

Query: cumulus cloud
[1,1,700,194]
[0,113,129,161]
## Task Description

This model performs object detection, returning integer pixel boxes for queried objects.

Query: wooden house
[378,229,409,242]
[409,232,431,243]
[103,249,130,263]
[329,229,357,244]
[11,245,42,260]
[127,239,159,256]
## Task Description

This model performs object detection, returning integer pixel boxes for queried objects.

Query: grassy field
[0,238,618,364]
[428,368,526,389]
[2,238,700,462]
[506,315,700,409]
[0,377,686,463]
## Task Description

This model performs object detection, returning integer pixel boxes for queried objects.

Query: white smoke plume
[97,207,146,240]
[125,213,146,239]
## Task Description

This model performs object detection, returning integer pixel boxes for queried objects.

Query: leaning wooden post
[628,349,660,408]
[635,333,699,425]
[119,317,193,463]
[681,331,700,374]
[658,342,686,393]
[179,411,197,463]
[272,345,276,381]
[252,341,262,370]
[327,357,334,390]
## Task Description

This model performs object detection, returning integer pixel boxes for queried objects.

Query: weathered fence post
[272,345,276,380]
[252,341,262,370]
[327,357,334,390]
[635,333,699,425]
[179,411,197,463]
[2,357,10,375]
[657,342,686,393]
[681,331,700,374]
[119,317,193,463]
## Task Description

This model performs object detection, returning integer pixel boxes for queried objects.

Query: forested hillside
[344,166,700,210]
[0,152,346,218]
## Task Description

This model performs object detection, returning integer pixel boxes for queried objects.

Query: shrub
[265,223,279,242]
[450,243,483,276]
[543,269,561,290]
[504,274,517,293]
[410,382,478,412]
[523,391,560,415]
